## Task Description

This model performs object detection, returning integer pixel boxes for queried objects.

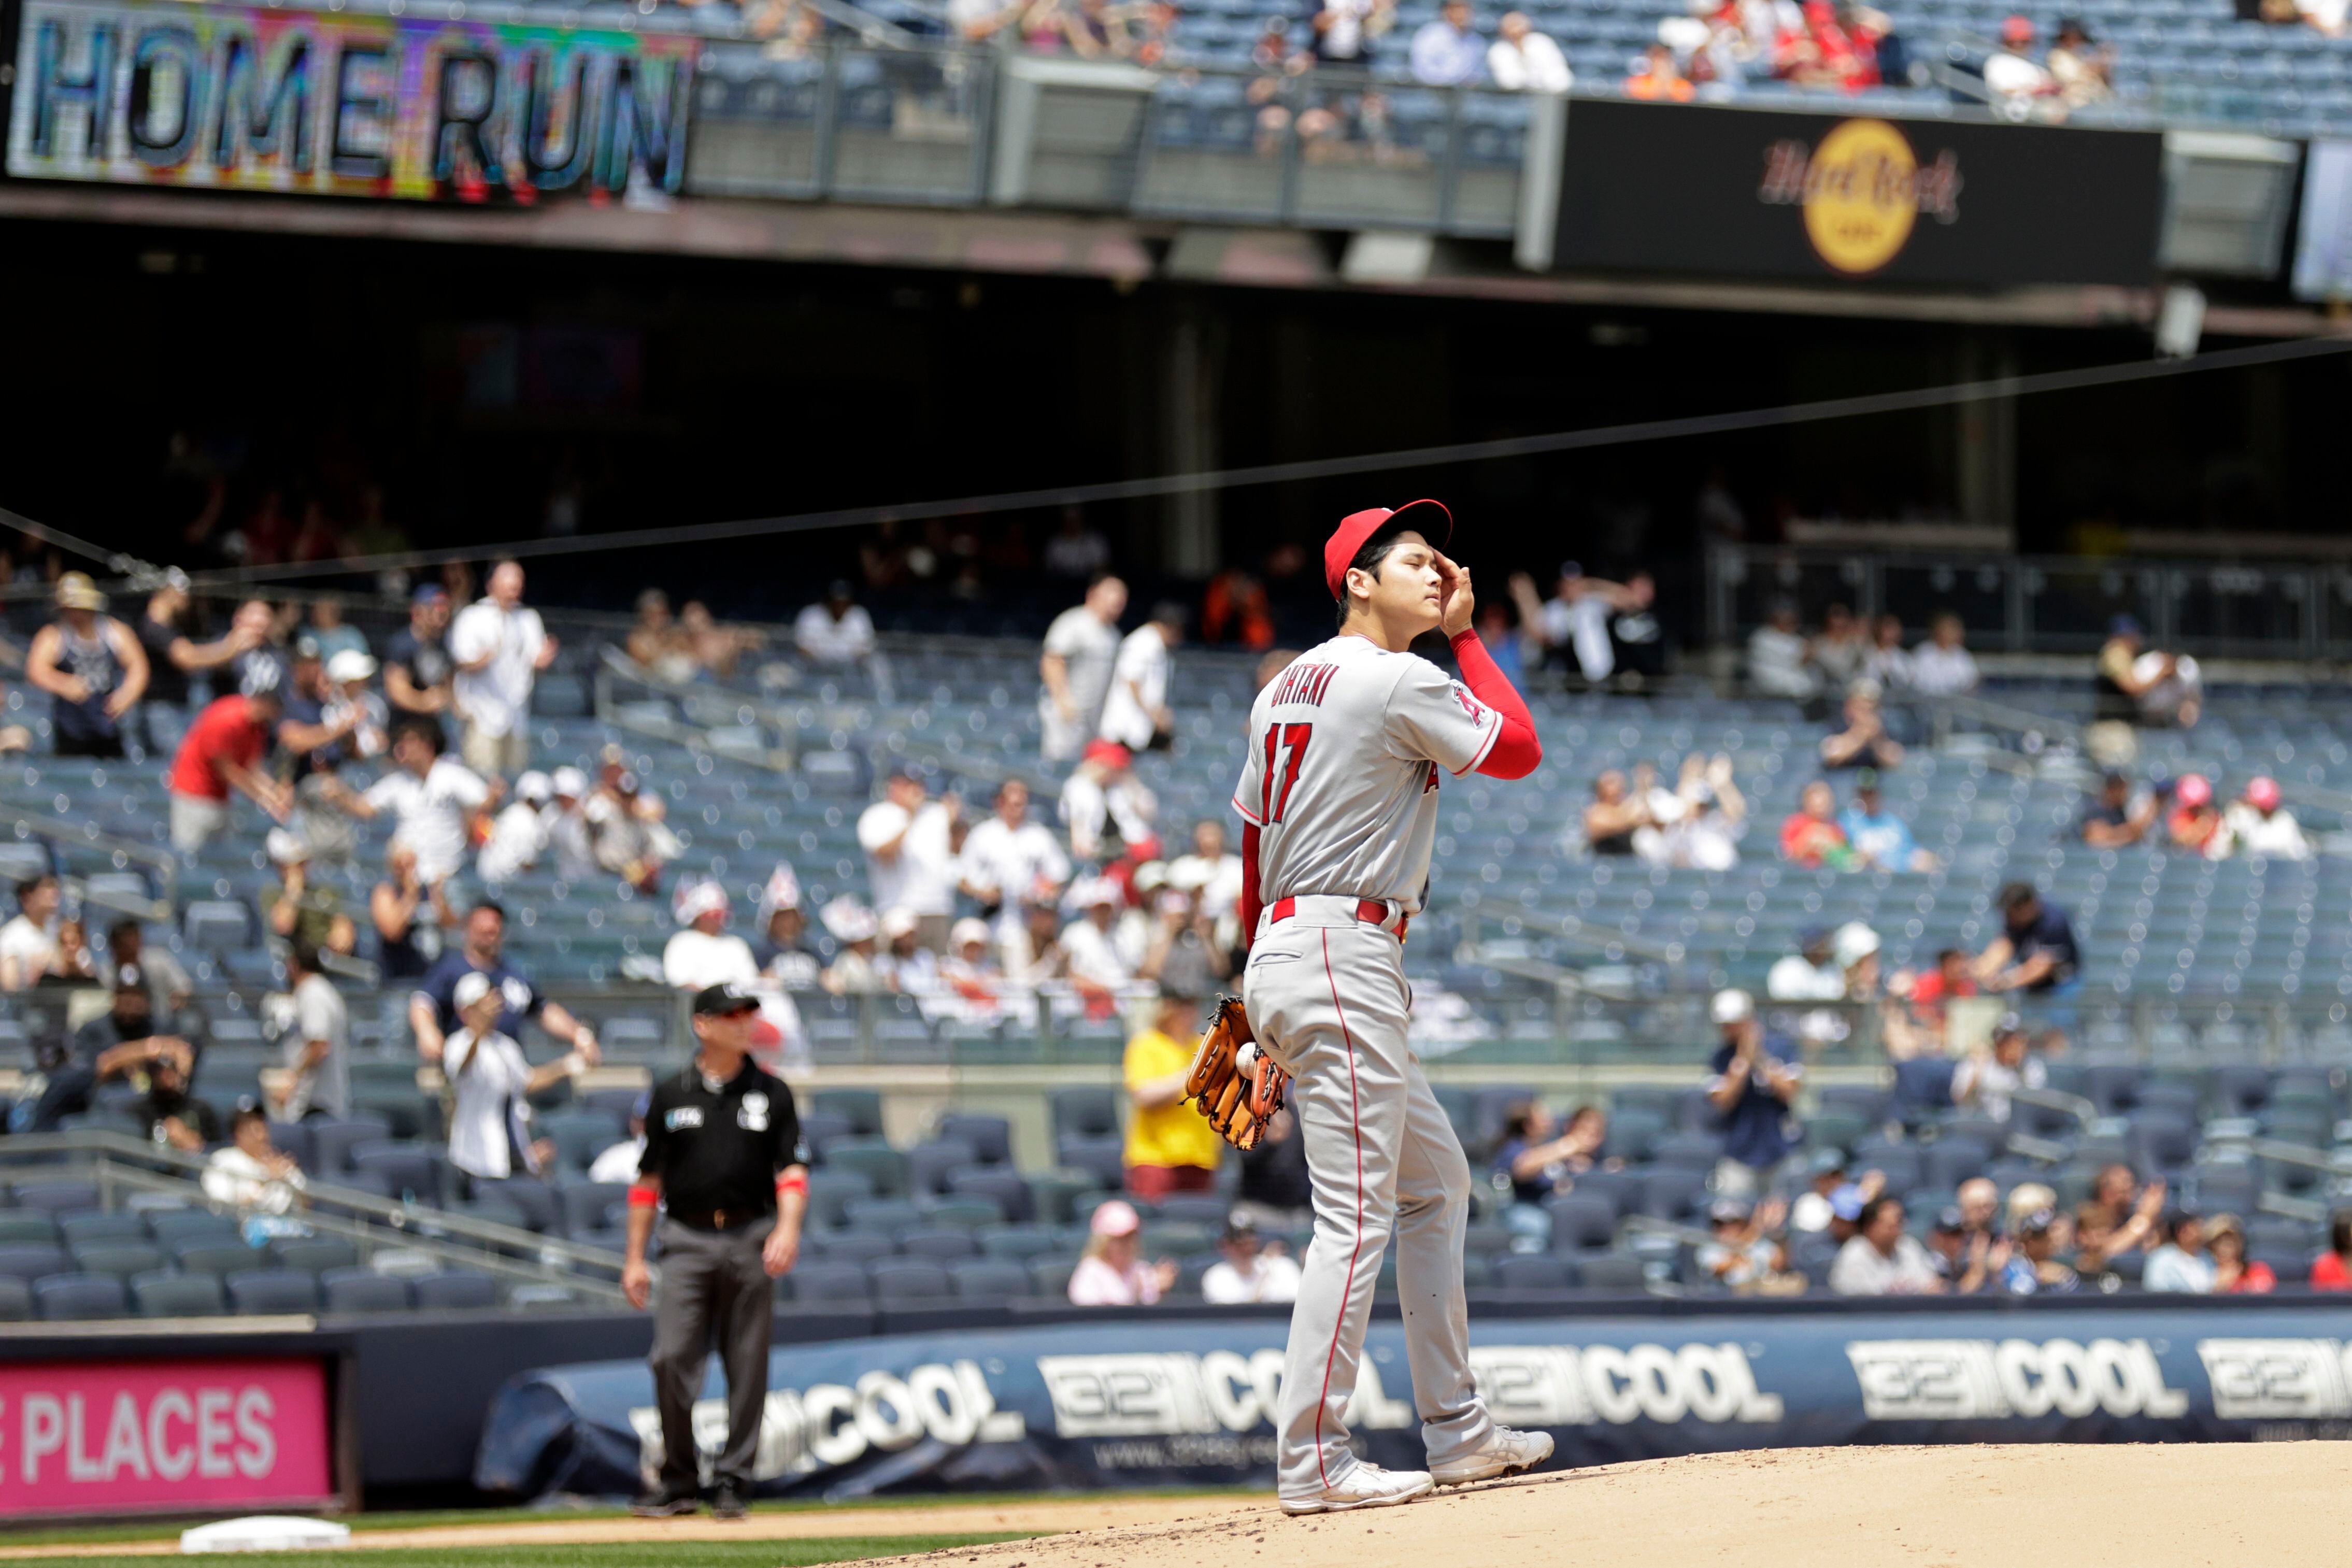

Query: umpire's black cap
[692,981,760,1017]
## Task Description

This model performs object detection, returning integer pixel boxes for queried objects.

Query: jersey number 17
[1260,722,1312,823]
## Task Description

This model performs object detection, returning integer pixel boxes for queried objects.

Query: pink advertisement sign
[0,1359,334,1516]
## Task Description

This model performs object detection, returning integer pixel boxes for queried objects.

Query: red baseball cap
[1323,499,1453,601]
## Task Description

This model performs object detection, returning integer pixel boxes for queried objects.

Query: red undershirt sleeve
[1239,822,1263,947]
[1449,629,1543,780]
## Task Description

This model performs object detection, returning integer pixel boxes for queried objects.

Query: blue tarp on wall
[474,1304,2352,1498]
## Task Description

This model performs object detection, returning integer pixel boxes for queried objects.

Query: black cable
[26,325,2352,600]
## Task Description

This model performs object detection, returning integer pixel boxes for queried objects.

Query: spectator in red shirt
[168,664,291,852]
[1779,780,1858,869]
[2206,1216,2274,1294]
[2166,773,2224,854]
[2312,1214,2352,1290]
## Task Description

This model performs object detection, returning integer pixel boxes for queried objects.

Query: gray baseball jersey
[1231,635,1501,914]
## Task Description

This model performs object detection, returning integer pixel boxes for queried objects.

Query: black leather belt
[667,1206,772,1233]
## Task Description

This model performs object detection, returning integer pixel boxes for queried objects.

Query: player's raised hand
[1434,552,1475,638]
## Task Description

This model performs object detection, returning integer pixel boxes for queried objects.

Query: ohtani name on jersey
[1267,661,1339,709]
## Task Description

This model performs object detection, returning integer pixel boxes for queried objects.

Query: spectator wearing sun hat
[1067,1199,1178,1306]
[323,648,388,763]
[27,571,149,760]
[2225,775,2310,861]
[820,897,885,995]
[2166,773,2226,856]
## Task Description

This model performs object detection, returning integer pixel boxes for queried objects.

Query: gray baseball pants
[648,1216,775,1492]
[1242,903,1492,1500]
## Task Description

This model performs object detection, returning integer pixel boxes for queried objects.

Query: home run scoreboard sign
[1550,99,2163,287]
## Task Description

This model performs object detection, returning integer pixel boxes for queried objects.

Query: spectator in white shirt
[663,879,761,991]
[332,718,498,889]
[1830,1196,1946,1295]
[203,1106,308,1216]
[1486,10,1570,89]
[1410,0,1487,83]
[858,771,960,950]
[1908,613,1981,697]
[1060,740,1160,865]
[1098,603,1182,752]
[1061,876,1136,999]
[1200,1213,1303,1304]
[444,969,596,1180]
[0,874,61,992]
[1042,507,1113,580]
[876,908,940,995]
[958,778,1072,940]
[447,560,556,779]
[2225,776,2312,861]
[1982,14,2055,102]
[1864,615,1914,691]
[1747,601,1818,700]
[279,942,351,1121]
[794,580,893,702]
[545,767,597,883]
[1168,819,1246,950]
[821,898,887,995]
[587,1092,651,1184]
[1766,927,1846,1002]
[477,770,553,887]
[1038,576,1128,763]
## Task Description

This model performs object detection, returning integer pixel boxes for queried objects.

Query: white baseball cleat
[1429,1426,1556,1486]
[1278,1463,1437,1516]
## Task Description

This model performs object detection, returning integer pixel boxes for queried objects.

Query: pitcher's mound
[892,1443,2352,1568]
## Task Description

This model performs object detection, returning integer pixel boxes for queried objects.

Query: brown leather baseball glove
[1183,996,1290,1150]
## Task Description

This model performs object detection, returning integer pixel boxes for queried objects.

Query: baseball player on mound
[1231,498,1551,1515]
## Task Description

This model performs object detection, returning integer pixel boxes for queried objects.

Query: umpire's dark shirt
[640,1059,806,1224]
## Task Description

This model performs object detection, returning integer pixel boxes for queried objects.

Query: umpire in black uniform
[623,981,809,1520]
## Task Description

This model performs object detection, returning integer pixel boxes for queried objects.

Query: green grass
[38,1533,1034,1567]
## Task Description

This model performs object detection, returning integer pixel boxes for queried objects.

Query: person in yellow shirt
[1122,988,1223,1201]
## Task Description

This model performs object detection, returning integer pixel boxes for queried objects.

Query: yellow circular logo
[1802,119,1918,276]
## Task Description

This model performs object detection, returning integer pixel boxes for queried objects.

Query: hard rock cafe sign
[1758,118,1964,276]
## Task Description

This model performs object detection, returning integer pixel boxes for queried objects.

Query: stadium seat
[69,1243,164,1279]
[782,1262,871,1305]
[976,1223,1060,1261]
[811,1088,884,1137]
[146,1209,239,1247]
[0,1215,59,1245]
[352,1142,450,1206]
[320,1268,414,1313]
[1054,1135,1125,1190]
[825,1139,910,1199]
[225,1271,321,1315]
[543,1111,626,1174]
[559,1181,632,1237]
[59,1213,147,1247]
[947,1258,1033,1302]
[11,1182,100,1214]
[935,1113,1013,1166]
[0,1278,31,1321]
[35,1273,127,1320]
[905,1139,978,1201]
[1575,1254,1649,1292]
[131,1271,225,1318]
[174,1241,262,1277]
[309,1115,394,1175]
[843,1196,924,1233]
[1049,1087,1119,1144]
[808,1231,894,1265]
[1491,1254,1571,1291]
[471,1177,562,1233]
[869,1259,952,1303]
[805,1169,873,1229]
[1545,1194,1617,1255]
[0,1244,70,1281]
[1029,1258,1076,1301]
[945,1167,1033,1223]
[412,1272,497,1310]
[894,1225,978,1261]
[272,1239,361,1276]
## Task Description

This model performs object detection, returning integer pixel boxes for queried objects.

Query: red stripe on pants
[1311,925,1366,1491]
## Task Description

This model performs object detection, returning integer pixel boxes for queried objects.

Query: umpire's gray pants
[649,1217,775,1492]
[1243,917,1492,1500]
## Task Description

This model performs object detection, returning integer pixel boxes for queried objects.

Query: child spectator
[1779,780,1858,869]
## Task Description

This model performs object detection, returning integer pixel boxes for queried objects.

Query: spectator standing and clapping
[448,560,557,778]
[329,717,498,892]
[383,585,454,719]
[1746,601,1818,700]
[1976,881,2080,995]
[27,573,150,759]
[1819,680,1904,771]
[0,874,60,992]
[277,943,350,1122]
[2225,776,2311,861]
[166,662,291,850]
[1486,10,1572,88]
[1099,602,1183,753]
[478,771,554,888]
[372,842,454,983]
[1067,1199,1176,1306]
[410,902,600,1067]
[1706,989,1803,1199]
[858,770,961,951]
[1122,988,1221,1200]
[958,778,1073,942]
[1908,612,1980,696]
[2096,616,2201,729]
[1411,0,1487,82]
[1508,565,1618,685]
[203,1106,307,1216]
[444,970,596,1181]
[1201,1212,1302,1304]
[1038,575,1129,764]
[2080,771,2158,849]
[1839,768,1938,872]
[1780,779,1859,869]
[1830,1195,1944,1294]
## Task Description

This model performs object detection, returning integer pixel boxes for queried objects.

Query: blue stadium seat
[35,1273,127,1320]
[225,1270,321,1315]
[320,1268,414,1313]
[131,1271,225,1318]
[412,1272,497,1311]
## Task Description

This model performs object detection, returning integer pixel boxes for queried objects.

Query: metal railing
[1707,543,2352,660]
